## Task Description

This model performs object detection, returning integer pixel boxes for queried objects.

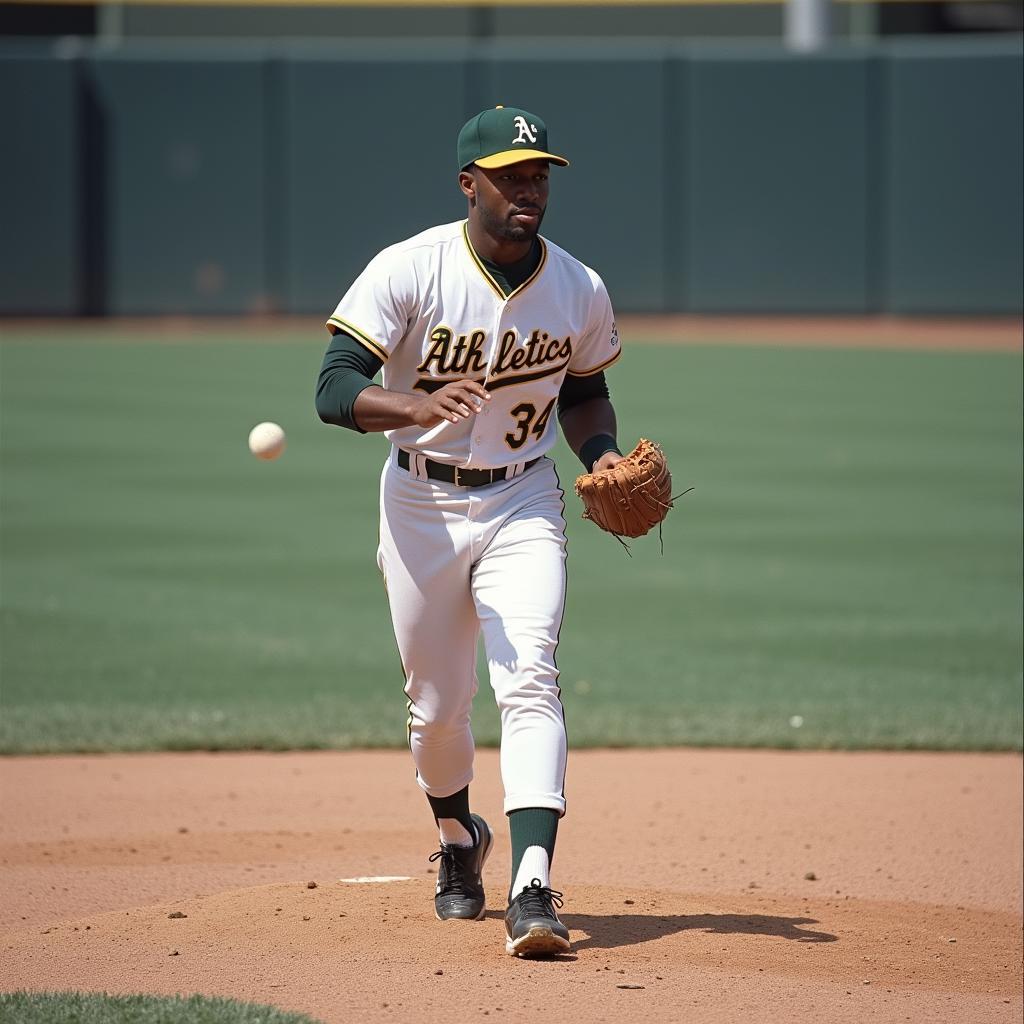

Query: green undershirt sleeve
[315,329,385,433]
[556,370,610,417]
[558,372,617,470]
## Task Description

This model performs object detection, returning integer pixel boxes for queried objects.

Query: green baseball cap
[457,105,569,172]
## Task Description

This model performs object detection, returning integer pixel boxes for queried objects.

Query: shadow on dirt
[557,912,838,951]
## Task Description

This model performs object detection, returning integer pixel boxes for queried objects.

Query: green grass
[0,328,1021,752]
[0,991,322,1023]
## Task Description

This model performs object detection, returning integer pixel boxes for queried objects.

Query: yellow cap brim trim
[473,149,570,169]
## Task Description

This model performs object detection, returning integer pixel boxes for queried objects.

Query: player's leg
[377,460,492,918]
[471,461,571,954]
[378,482,478,801]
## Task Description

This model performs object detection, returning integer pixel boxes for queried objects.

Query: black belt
[398,449,541,488]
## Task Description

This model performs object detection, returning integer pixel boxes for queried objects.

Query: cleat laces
[515,878,564,919]
[429,846,475,897]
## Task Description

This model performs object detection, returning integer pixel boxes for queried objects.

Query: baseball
[248,421,286,461]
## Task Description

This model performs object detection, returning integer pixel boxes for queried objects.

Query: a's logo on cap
[512,115,538,145]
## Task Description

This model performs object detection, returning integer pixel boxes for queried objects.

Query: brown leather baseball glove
[574,438,674,539]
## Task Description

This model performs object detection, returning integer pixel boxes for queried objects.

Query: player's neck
[466,219,535,266]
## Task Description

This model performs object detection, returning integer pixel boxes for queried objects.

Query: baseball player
[316,105,625,958]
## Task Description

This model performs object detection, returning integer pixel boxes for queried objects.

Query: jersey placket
[471,292,513,466]
[461,222,546,469]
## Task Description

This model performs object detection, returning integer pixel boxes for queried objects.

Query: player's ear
[458,169,476,203]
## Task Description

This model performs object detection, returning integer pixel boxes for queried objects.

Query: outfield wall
[1,39,1021,316]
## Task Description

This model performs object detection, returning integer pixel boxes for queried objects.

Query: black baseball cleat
[428,813,493,921]
[504,878,571,957]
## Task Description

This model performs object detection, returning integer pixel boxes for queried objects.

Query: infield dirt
[2,749,1021,1023]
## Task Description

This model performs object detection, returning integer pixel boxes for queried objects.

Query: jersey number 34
[505,398,557,451]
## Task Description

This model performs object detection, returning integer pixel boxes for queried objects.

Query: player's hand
[592,450,625,473]
[413,380,491,427]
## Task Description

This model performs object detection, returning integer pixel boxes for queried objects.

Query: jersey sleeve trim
[461,221,548,302]
[566,348,621,377]
[325,315,390,362]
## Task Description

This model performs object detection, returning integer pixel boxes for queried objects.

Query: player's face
[468,160,550,243]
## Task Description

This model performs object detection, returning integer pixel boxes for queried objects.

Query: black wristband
[579,433,621,472]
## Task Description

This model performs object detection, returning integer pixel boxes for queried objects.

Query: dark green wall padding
[1,54,79,314]
[90,54,270,315]
[282,53,470,313]
[1,39,1021,316]
[684,52,873,313]
[884,44,1024,314]
[484,48,671,311]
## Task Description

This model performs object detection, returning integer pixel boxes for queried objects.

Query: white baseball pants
[377,449,568,816]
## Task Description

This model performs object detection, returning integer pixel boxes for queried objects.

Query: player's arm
[315,329,383,432]
[353,379,491,431]
[557,373,625,472]
[316,328,490,432]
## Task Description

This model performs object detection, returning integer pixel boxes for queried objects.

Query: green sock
[426,786,475,843]
[508,807,559,899]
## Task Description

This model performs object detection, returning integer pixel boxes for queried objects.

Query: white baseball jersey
[326,220,620,469]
